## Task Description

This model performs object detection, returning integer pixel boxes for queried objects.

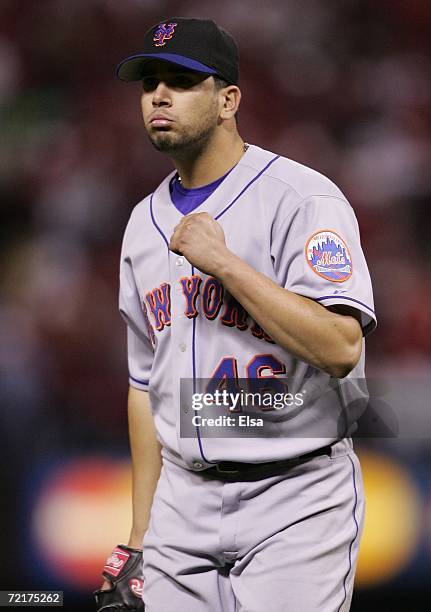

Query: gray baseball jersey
[119,144,376,470]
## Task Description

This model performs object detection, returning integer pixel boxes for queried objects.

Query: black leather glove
[94,544,145,611]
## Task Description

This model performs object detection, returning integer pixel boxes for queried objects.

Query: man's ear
[220,85,241,120]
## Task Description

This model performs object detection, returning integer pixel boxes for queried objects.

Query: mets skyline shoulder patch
[305,230,352,282]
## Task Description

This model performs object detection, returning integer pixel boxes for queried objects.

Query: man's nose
[152,81,171,106]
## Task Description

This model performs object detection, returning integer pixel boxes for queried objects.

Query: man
[95,17,376,612]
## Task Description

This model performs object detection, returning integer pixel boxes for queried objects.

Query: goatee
[148,124,216,156]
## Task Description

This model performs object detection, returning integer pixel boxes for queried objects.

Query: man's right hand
[99,578,112,591]
[94,544,145,611]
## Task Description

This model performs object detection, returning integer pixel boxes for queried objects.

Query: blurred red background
[1,1,430,609]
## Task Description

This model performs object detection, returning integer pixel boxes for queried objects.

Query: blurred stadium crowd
[1,0,431,608]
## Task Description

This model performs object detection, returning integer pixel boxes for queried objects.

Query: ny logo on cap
[153,22,178,47]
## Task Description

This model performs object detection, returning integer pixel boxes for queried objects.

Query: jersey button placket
[169,251,202,469]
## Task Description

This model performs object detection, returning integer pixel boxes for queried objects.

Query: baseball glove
[94,544,145,611]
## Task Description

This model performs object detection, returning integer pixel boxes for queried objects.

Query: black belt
[200,444,333,482]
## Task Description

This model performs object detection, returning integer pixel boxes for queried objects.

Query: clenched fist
[169,212,230,277]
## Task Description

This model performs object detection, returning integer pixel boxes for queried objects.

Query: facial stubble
[147,98,219,156]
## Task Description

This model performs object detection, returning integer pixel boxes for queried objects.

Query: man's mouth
[150,116,174,128]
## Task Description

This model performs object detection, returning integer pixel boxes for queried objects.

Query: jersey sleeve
[272,195,376,336]
[119,226,154,392]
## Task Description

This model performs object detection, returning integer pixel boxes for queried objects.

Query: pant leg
[230,450,365,612]
[142,459,235,612]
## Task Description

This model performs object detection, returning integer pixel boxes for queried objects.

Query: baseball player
[95,17,376,612]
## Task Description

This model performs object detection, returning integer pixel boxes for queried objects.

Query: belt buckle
[215,462,240,475]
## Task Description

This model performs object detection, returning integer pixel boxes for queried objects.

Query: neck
[171,131,246,189]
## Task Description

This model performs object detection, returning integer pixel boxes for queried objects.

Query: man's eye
[142,78,158,91]
[172,75,193,87]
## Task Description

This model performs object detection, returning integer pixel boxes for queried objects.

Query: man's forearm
[127,386,162,549]
[216,249,362,378]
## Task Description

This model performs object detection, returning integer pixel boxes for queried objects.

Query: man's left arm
[169,213,362,379]
[212,251,362,378]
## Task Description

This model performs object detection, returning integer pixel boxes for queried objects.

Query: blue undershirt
[170,167,233,215]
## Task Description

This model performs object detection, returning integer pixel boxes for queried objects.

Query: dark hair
[213,76,239,122]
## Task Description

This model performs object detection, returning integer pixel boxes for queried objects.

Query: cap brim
[116,53,217,81]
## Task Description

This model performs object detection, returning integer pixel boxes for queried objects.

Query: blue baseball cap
[116,18,239,85]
